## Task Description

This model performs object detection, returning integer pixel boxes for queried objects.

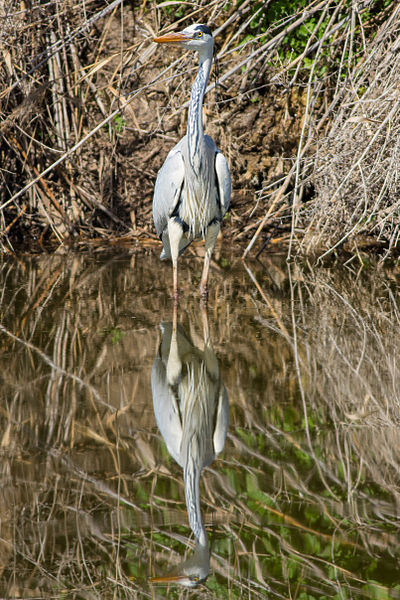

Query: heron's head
[153,24,214,53]
[150,537,210,588]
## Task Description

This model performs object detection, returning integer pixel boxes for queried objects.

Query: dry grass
[302,3,400,257]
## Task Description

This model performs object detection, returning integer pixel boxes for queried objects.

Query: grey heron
[150,306,229,586]
[152,24,231,300]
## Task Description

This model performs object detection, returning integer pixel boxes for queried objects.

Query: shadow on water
[0,248,400,598]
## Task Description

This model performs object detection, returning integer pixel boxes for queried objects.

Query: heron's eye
[192,576,199,582]
[196,31,203,38]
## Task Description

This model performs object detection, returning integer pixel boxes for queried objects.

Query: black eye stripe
[195,24,212,36]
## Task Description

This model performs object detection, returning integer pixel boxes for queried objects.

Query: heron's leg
[166,302,182,385]
[200,303,210,346]
[200,300,219,378]
[200,222,220,298]
[168,218,184,301]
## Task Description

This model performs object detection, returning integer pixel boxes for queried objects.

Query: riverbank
[1,1,399,259]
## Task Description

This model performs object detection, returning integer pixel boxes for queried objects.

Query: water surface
[0,248,399,598]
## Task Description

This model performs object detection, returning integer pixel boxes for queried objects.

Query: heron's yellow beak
[153,32,189,44]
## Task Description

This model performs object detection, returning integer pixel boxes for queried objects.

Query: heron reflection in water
[151,305,229,587]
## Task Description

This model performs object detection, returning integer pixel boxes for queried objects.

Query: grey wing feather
[213,385,229,455]
[215,151,231,216]
[151,354,183,467]
[152,143,185,238]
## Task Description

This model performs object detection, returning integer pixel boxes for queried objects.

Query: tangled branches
[303,3,400,257]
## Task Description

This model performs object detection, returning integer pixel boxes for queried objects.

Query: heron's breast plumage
[179,143,219,238]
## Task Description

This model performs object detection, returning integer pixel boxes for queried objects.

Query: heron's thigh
[168,218,184,262]
[204,222,220,254]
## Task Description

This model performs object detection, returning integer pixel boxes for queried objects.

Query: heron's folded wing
[215,151,231,216]
[213,385,229,455]
[152,146,185,237]
[151,356,183,467]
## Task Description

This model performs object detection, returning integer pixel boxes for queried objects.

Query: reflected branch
[0,321,115,412]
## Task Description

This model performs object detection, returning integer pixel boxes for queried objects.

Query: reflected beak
[153,31,189,44]
[150,574,187,583]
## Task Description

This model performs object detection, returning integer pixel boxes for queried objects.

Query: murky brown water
[1,248,400,598]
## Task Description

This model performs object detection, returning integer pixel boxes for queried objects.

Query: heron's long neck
[187,49,213,166]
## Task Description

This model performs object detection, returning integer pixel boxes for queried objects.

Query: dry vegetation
[1,0,399,258]
[0,252,400,597]
[302,4,400,257]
